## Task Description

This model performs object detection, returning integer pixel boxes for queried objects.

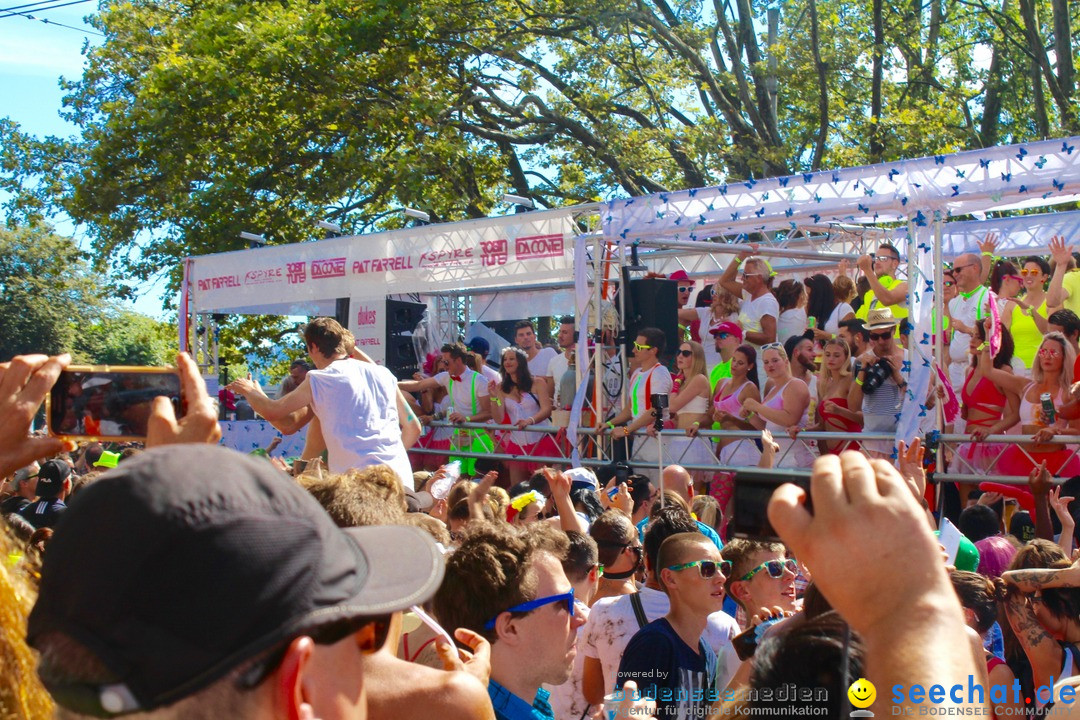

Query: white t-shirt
[580,586,740,699]
[479,363,501,387]
[825,302,854,334]
[548,351,573,409]
[628,364,673,420]
[307,359,413,488]
[694,308,723,369]
[544,600,591,720]
[433,367,490,416]
[948,288,992,365]
[739,291,780,343]
[777,308,807,345]
[528,346,559,378]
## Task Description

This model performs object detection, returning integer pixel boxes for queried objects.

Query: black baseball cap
[466,336,490,356]
[28,444,444,716]
[35,459,71,498]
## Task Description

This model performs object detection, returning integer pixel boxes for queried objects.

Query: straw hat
[864,308,900,331]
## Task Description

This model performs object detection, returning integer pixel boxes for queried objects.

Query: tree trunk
[979,0,1009,147]
[870,0,885,161]
[808,0,828,170]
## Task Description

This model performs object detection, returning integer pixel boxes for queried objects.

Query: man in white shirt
[516,320,559,381]
[947,252,992,393]
[229,317,420,487]
[602,327,673,482]
[547,316,577,410]
[399,342,493,474]
[719,248,778,377]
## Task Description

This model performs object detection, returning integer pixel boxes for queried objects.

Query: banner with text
[188,210,579,315]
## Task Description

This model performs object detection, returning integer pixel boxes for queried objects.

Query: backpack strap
[629,591,648,630]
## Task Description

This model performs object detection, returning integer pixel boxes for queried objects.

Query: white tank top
[307,358,413,489]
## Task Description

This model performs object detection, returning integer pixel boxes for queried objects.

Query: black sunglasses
[868,331,893,340]
[677,349,693,357]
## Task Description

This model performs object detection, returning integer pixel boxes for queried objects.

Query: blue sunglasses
[484,588,576,630]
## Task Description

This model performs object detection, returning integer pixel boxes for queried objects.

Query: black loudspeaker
[335,298,350,328]
[385,299,426,380]
[622,278,679,366]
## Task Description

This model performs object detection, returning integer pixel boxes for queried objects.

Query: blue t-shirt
[616,617,718,719]
[637,516,723,551]
[488,678,554,720]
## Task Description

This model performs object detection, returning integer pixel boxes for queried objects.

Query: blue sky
[2,1,172,319]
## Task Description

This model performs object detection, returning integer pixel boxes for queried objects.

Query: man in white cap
[850,308,908,458]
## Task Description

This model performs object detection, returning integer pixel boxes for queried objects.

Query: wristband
[856,377,864,386]
[606,421,616,430]
[734,257,743,266]
[981,251,994,257]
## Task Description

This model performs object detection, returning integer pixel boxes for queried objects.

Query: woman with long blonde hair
[654,340,715,489]
[680,282,741,367]
[811,338,861,454]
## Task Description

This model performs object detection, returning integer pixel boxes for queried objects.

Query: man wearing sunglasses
[707,320,743,392]
[602,327,673,482]
[616,532,728,718]
[434,522,584,720]
[719,247,778,377]
[854,242,909,326]
[722,539,799,626]
[945,251,993,392]
[851,307,908,458]
[28,444,446,720]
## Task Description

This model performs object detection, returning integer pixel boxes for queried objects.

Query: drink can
[1041,393,1056,425]
[807,316,816,329]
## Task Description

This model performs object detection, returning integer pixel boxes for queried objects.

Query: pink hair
[975,535,1019,578]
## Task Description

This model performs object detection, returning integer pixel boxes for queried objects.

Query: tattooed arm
[1002,561,1080,592]
[1000,584,1063,691]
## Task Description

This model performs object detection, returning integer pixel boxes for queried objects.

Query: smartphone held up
[47,365,185,442]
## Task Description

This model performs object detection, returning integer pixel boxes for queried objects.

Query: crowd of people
[11,234,1080,718]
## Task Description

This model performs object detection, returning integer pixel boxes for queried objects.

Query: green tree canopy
[1,0,1076,298]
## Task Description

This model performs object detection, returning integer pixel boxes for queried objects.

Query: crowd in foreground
[4,341,1080,720]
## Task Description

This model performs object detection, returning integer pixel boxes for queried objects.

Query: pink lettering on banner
[515,234,564,260]
[244,267,283,285]
[287,262,307,284]
[351,256,416,274]
[356,307,378,326]
[311,257,346,279]
[480,239,508,267]
[197,274,241,292]
[357,337,381,346]
[418,247,474,268]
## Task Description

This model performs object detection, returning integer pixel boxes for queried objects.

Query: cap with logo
[34,459,72,499]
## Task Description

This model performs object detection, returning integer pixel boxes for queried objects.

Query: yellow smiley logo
[848,678,876,709]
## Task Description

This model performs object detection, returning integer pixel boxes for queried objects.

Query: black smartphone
[47,365,184,442]
[731,468,812,542]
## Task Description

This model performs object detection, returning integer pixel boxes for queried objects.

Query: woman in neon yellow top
[1002,256,1051,370]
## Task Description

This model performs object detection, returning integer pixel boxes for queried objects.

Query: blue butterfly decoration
[858,203,869,213]
[745,179,757,189]
[785,207,794,217]
[737,233,749,242]
[778,177,789,187]
[707,202,715,211]
[934,155,945,165]
[901,196,909,206]
[918,242,932,253]
[832,172,841,183]
[924,281,934,295]
[1001,172,1011,182]
[688,188,698,197]
[731,212,740,221]
[951,185,960,197]
[718,185,728,196]
[979,158,991,169]
[814,193,822,203]
[789,221,798,231]
[755,207,765,217]
[1044,192,1054,199]
[656,210,665,219]
[1017,147,1028,160]
[864,186,875,197]
[1018,185,1028,193]
[888,168,900,181]
[890,448,899,460]
[1063,141,1075,154]
[699,215,708,225]
[914,210,928,226]
[803,173,814,183]
[902,360,912,373]
[624,199,635,206]
[761,192,770,201]
[918,404,928,418]
[811,213,821,223]
[921,332,931,345]
[1054,179,1065,191]
[1036,156,1048,168]
[922,357,932,368]
[674,217,682,225]
[955,169,966,179]
[620,229,630,239]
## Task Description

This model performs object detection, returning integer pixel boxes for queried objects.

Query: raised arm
[229,375,313,422]
[1047,235,1073,309]
[399,376,442,393]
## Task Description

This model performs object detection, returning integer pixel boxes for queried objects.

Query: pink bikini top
[714,380,752,416]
